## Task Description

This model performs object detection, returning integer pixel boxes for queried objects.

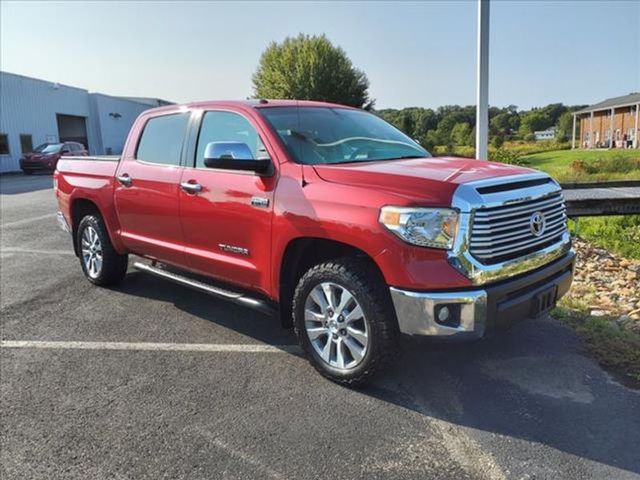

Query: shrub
[431,141,571,162]
[570,159,588,175]
[492,135,504,149]
[489,148,529,166]
[593,156,640,174]
[568,155,640,176]
[569,215,640,259]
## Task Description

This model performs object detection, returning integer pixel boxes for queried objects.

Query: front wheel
[76,215,128,286]
[293,258,398,386]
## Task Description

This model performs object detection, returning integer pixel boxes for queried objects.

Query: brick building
[572,93,639,149]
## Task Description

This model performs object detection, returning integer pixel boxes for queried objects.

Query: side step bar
[132,261,276,316]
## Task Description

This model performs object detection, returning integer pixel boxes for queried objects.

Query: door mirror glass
[203,141,271,173]
[205,141,253,161]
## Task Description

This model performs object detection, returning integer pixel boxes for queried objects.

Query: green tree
[490,112,512,137]
[400,111,416,137]
[252,34,371,108]
[556,111,574,142]
[519,110,552,137]
[451,122,472,146]
[539,103,567,126]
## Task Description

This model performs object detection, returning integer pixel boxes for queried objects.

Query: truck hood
[312,156,534,204]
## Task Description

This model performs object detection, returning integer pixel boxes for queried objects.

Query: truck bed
[56,155,120,178]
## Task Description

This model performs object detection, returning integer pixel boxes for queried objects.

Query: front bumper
[20,159,55,172]
[390,250,575,339]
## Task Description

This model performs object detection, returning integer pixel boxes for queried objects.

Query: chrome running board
[132,261,276,316]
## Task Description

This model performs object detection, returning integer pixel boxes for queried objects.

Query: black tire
[76,215,128,286]
[292,257,398,387]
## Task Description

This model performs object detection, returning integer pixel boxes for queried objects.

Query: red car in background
[20,142,88,174]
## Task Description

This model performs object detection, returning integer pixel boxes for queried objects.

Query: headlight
[379,206,458,249]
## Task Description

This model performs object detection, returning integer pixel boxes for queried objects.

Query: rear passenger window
[136,113,190,166]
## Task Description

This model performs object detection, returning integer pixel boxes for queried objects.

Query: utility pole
[475,0,490,160]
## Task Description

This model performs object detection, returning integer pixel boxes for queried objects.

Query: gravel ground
[1,173,640,480]
[564,237,640,329]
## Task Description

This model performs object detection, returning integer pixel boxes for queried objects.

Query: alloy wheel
[81,226,103,279]
[304,282,369,370]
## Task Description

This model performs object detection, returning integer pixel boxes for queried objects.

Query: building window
[0,134,9,155]
[20,134,33,154]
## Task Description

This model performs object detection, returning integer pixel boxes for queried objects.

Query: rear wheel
[76,215,128,285]
[293,258,397,386]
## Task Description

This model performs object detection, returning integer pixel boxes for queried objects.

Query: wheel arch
[70,198,124,256]
[277,237,387,328]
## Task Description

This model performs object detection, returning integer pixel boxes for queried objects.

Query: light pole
[475,0,490,160]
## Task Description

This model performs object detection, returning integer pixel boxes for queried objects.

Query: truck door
[178,110,276,294]
[114,111,190,267]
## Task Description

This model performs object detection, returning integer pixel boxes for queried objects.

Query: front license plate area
[531,285,558,317]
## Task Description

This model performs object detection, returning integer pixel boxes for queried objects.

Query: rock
[616,315,633,328]
[564,237,640,332]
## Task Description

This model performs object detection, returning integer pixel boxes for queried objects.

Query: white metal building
[534,127,557,141]
[0,71,171,172]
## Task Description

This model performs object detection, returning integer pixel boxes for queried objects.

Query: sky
[1,1,638,110]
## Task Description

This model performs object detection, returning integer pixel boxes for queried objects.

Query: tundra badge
[218,244,250,256]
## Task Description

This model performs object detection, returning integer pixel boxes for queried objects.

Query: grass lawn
[521,148,640,182]
[569,216,640,259]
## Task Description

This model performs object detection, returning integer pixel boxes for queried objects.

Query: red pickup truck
[54,100,574,385]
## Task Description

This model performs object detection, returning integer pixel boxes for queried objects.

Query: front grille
[469,192,567,264]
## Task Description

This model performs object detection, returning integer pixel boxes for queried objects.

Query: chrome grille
[469,192,567,264]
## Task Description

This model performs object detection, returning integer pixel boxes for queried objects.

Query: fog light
[435,304,462,328]
[438,306,450,322]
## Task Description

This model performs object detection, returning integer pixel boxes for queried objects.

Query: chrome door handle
[116,174,132,187]
[180,181,202,194]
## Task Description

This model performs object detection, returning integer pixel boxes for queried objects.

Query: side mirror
[203,142,271,174]
[61,149,70,155]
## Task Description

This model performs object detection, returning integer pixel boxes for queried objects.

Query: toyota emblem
[529,211,546,237]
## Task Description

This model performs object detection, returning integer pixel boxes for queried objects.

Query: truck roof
[140,99,356,116]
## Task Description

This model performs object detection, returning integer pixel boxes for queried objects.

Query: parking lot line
[1,247,75,256]
[1,213,56,228]
[0,340,300,353]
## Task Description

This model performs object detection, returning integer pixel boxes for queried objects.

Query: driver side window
[195,111,268,168]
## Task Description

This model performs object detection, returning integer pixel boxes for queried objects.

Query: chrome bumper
[56,211,71,234]
[390,288,487,339]
[390,250,575,340]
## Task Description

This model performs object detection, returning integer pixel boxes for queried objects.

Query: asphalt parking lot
[1,173,639,480]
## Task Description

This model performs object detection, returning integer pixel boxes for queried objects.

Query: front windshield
[260,106,430,165]
[34,143,63,154]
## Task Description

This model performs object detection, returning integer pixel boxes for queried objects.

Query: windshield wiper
[389,155,426,160]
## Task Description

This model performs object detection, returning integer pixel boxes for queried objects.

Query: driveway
[1,173,639,479]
